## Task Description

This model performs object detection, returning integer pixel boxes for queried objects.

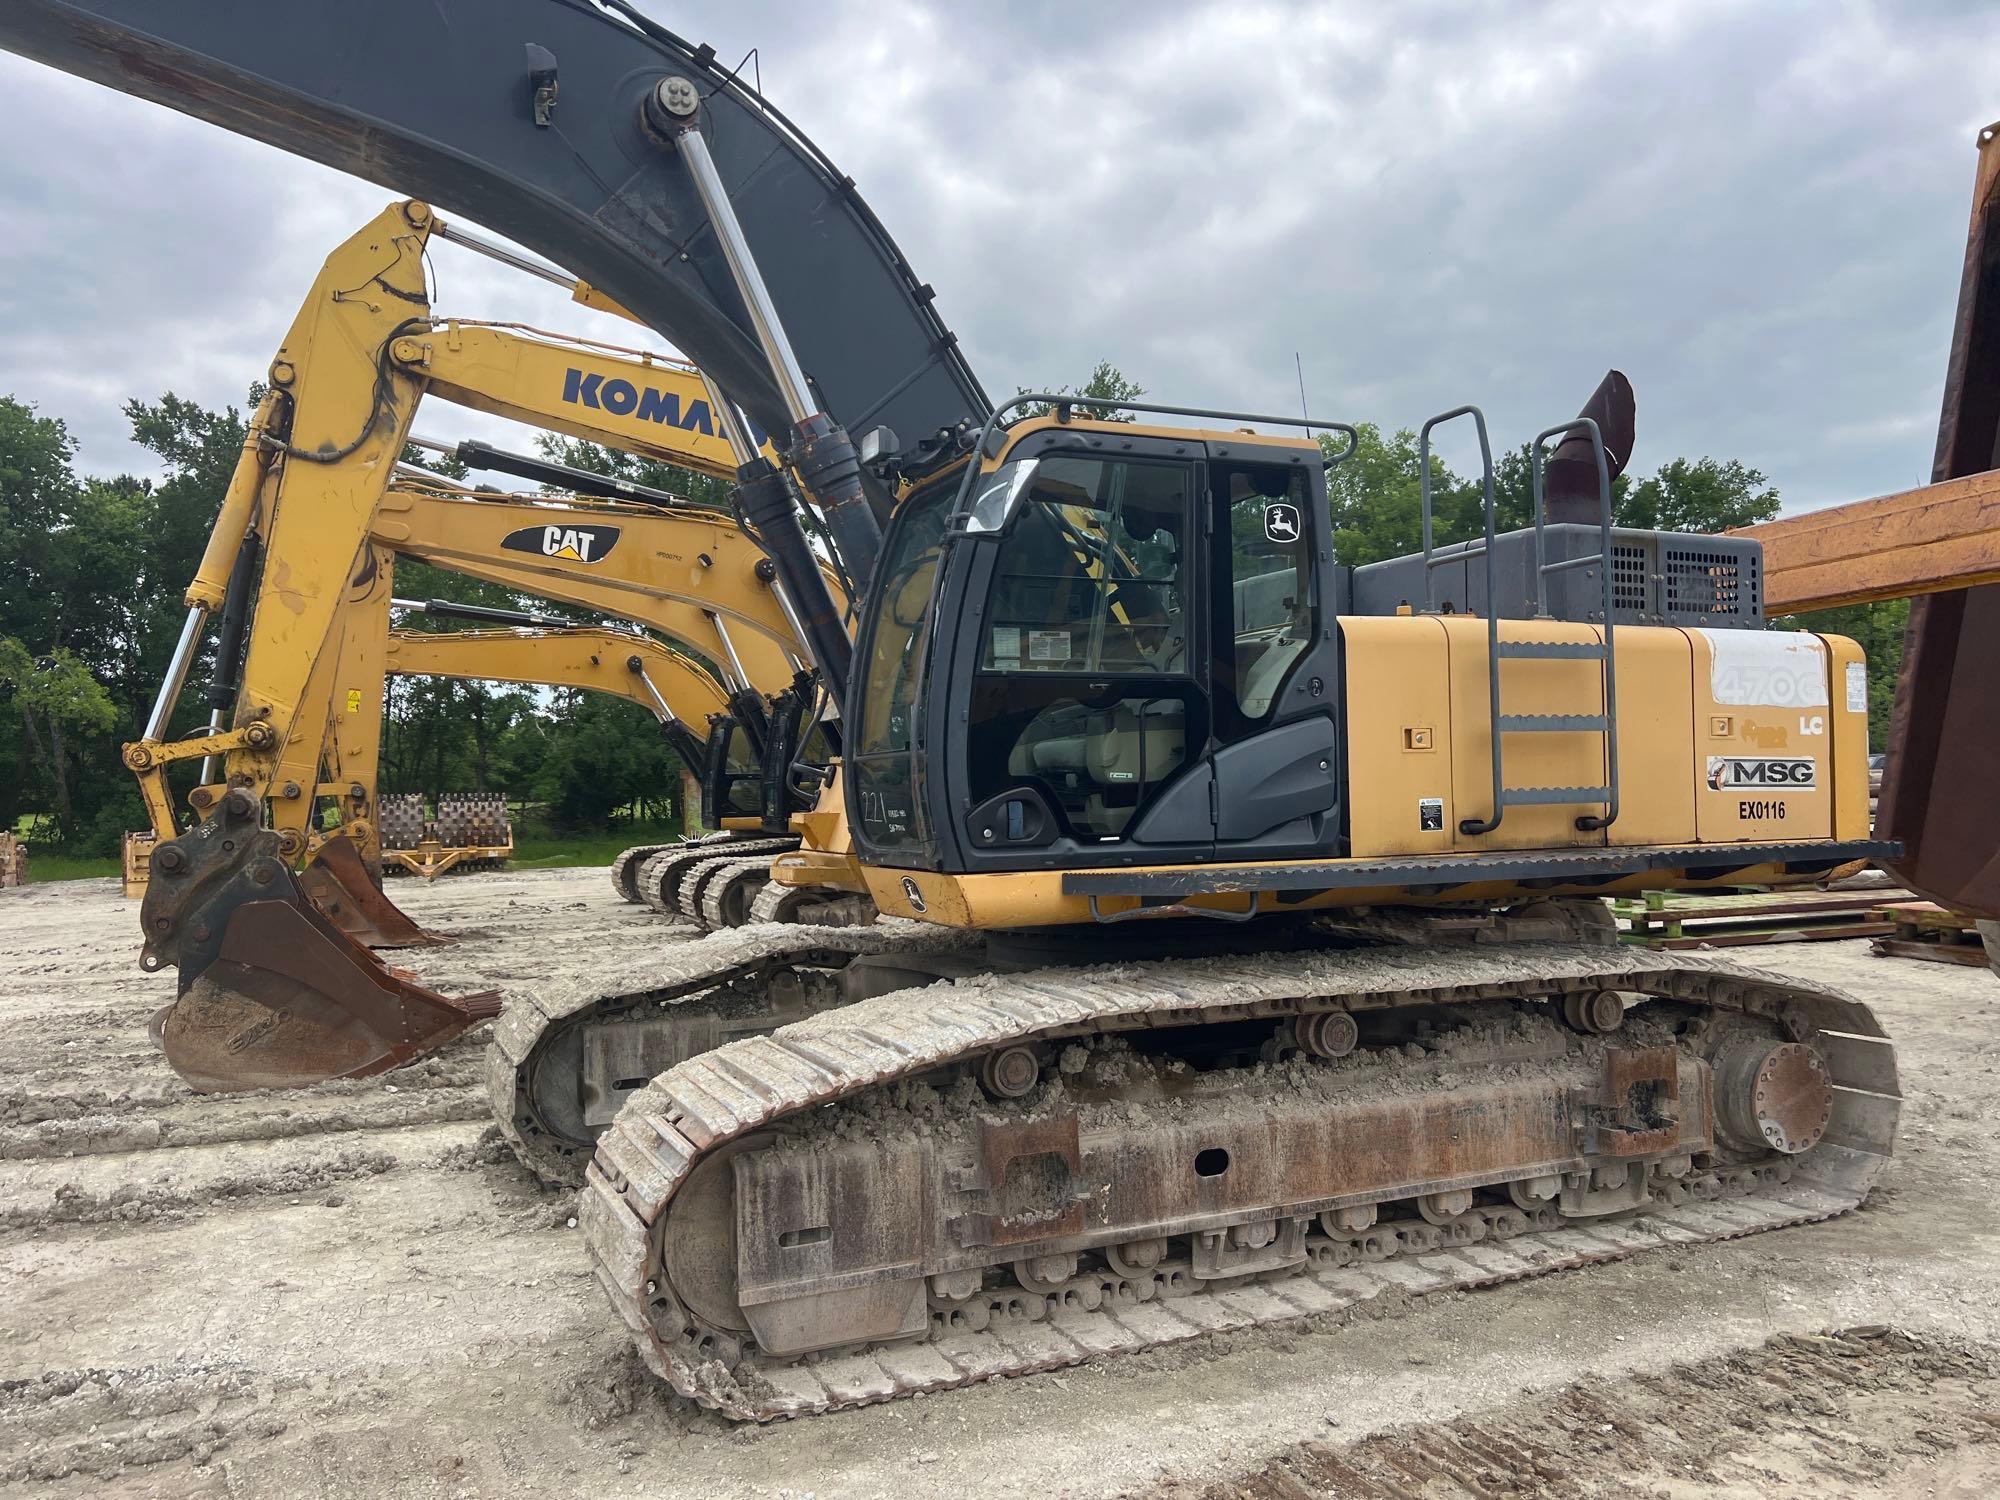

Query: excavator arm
[386,321,767,479]
[127,207,827,855]
[1748,472,2000,614]
[387,626,729,736]
[117,199,853,1092]
[375,482,811,657]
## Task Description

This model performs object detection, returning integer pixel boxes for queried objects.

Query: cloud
[1,0,1995,512]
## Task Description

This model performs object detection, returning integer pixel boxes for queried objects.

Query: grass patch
[507,821,687,871]
[24,853,121,883]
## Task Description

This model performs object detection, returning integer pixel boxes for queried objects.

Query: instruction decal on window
[1028,629,1071,663]
[992,626,1020,661]
[1263,502,1301,544]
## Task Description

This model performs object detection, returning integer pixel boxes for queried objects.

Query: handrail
[951,392,1362,524]
[1530,418,1620,832]
[1416,405,1496,615]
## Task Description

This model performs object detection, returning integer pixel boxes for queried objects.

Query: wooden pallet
[1611,886,1908,949]
[1870,901,1996,967]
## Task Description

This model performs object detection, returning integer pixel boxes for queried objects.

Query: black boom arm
[0,0,987,462]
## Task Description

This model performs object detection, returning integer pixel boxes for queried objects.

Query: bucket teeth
[141,804,496,1094]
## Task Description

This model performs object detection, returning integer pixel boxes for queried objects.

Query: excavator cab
[850,389,1905,930]
[852,411,1348,877]
[700,672,838,835]
[700,713,765,827]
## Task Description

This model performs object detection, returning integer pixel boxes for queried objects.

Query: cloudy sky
[1,0,1996,512]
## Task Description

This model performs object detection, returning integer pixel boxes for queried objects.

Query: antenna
[1294,352,1309,421]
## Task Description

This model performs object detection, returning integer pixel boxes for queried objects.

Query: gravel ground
[2,868,1997,1498]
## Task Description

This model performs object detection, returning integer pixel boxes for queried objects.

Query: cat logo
[499,523,620,564]
[899,876,927,914]
[1706,756,1816,790]
[1263,502,1301,544]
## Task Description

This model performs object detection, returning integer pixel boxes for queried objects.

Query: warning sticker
[1028,630,1071,663]
[1846,660,1867,714]
[992,626,1020,660]
[1419,797,1444,832]
[345,689,363,714]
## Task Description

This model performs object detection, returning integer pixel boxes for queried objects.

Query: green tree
[0,397,85,652]
[1320,422,1477,568]
[1618,456,1780,533]
[527,690,682,826]
[1016,361,1147,422]
[0,639,117,842]
[1323,433,1781,569]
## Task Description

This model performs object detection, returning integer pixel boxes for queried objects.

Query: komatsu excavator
[6,3,1995,1421]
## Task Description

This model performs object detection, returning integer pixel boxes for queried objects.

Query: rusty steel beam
[1879,118,2000,919]
[1748,469,2000,613]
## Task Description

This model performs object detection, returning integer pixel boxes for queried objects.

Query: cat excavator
[5,2,1995,1420]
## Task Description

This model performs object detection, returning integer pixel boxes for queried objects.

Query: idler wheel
[658,1132,776,1336]
[1562,989,1625,1034]
[1713,1040,1833,1156]
[978,1044,1040,1099]
[1297,1010,1359,1059]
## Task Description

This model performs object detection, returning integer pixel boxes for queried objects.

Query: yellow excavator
[6,4,1994,1420]
[111,201,855,1085]
[123,215,869,987]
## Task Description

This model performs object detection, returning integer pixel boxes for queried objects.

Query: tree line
[1,376,1903,856]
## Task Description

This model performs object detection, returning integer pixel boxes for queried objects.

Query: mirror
[964,458,1041,534]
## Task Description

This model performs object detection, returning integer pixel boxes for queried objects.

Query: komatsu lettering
[561,367,715,434]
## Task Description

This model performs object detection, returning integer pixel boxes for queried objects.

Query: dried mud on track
[3,871,2000,1499]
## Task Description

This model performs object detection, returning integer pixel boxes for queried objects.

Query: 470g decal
[500,523,620,564]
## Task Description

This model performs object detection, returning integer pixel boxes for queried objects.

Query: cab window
[980,456,1190,675]
[1218,462,1315,729]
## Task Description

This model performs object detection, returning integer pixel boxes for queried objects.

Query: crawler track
[578,944,1897,1420]
[486,922,973,1185]
[635,837,796,921]
[609,841,682,903]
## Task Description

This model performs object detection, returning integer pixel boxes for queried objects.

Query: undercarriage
[528,932,1894,1420]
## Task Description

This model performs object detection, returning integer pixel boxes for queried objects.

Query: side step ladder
[1417,409,1622,837]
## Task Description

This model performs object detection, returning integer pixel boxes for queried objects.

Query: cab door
[1202,446,1342,857]
[948,441,1214,868]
